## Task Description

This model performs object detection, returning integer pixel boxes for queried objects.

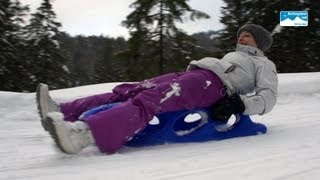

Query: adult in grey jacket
[188,24,278,118]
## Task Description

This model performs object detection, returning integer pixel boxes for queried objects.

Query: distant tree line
[1,0,319,92]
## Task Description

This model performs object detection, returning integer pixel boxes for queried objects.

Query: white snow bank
[1,72,320,180]
[278,72,320,95]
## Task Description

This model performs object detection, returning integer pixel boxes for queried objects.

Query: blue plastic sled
[80,103,267,147]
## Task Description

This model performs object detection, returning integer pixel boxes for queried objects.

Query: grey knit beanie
[237,24,273,52]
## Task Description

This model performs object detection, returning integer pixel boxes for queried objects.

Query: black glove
[210,94,245,122]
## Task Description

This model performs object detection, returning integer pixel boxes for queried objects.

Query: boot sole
[44,116,68,153]
[45,116,82,154]
[36,83,49,131]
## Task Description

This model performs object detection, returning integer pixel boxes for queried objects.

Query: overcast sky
[20,0,225,38]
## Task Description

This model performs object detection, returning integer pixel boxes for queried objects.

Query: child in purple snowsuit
[37,24,278,154]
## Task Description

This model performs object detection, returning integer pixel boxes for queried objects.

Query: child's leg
[112,72,185,100]
[60,92,120,121]
[60,73,185,121]
[85,69,225,153]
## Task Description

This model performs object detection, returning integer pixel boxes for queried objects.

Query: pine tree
[242,0,320,72]
[305,0,320,71]
[122,0,210,80]
[217,0,320,72]
[92,36,128,83]
[94,38,116,83]
[0,1,15,64]
[0,0,16,90]
[24,0,71,90]
[268,0,320,72]
[215,0,252,57]
[0,0,29,91]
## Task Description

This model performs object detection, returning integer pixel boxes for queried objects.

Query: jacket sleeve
[240,61,278,115]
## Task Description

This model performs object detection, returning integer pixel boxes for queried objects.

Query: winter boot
[44,112,95,154]
[36,83,60,131]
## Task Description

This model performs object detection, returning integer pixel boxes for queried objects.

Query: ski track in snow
[1,73,320,180]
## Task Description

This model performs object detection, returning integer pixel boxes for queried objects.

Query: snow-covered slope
[1,73,320,180]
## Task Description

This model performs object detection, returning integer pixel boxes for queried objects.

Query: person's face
[238,31,257,48]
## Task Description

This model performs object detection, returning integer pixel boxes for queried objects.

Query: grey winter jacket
[187,44,278,115]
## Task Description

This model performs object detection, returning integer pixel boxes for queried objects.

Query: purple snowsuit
[60,69,225,153]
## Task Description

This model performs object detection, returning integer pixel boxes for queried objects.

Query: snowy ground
[1,72,320,180]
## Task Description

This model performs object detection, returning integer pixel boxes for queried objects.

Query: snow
[61,65,70,73]
[271,24,282,35]
[204,80,212,89]
[1,72,320,179]
[141,80,156,88]
[160,82,181,103]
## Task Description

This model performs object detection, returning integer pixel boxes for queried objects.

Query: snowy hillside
[1,72,320,180]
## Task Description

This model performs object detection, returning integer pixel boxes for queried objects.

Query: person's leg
[112,72,185,100]
[59,92,120,122]
[60,72,185,121]
[86,69,225,153]
[43,72,190,153]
